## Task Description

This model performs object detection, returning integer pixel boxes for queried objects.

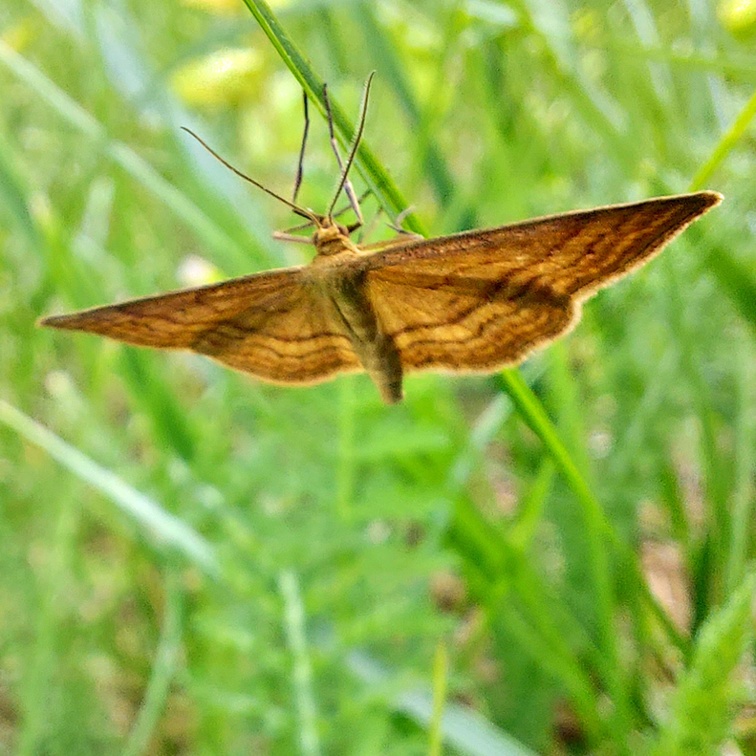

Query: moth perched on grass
[42,74,722,403]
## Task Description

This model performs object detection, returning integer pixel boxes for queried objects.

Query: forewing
[42,267,361,385]
[363,192,720,372]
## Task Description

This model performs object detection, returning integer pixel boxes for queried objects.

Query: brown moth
[41,76,722,404]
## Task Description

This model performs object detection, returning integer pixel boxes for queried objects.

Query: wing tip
[644,190,722,220]
[688,189,723,213]
[38,313,74,330]
[38,310,107,332]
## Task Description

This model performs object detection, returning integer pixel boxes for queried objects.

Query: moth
[42,75,722,403]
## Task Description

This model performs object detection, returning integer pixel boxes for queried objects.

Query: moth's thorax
[312,220,359,258]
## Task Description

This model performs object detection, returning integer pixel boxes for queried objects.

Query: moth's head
[313,217,350,242]
[312,216,355,256]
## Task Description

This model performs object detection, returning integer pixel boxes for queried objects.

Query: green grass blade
[723,343,756,593]
[123,573,185,756]
[349,653,538,756]
[498,369,688,653]
[0,399,217,574]
[650,572,755,755]
[690,87,756,192]
[279,570,321,756]
[447,498,606,739]
[690,87,756,335]
[703,237,756,336]
[499,369,616,648]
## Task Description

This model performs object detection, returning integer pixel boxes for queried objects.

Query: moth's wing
[363,192,720,372]
[42,267,362,385]
[365,258,577,373]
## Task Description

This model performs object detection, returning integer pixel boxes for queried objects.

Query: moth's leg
[390,229,424,241]
[272,231,315,244]
[390,206,418,234]
[275,218,315,236]
[374,205,424,243]
[323,83,363,227]
[356,205,384,244]
[292,90,310,204]
[354,201,422,246]
[335,189,372,222]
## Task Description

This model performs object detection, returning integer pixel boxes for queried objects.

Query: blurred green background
[1,0,755,753]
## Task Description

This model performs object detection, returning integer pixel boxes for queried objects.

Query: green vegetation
[1,0,754,752]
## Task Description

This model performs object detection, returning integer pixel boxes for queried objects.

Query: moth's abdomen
[326,269,404,403]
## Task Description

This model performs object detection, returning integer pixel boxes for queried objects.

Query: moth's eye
[337,223,350,236]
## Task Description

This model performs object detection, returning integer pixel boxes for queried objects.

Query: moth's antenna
[181,127,316,223]
[323,83,363,225]
[326,71,375,220]
[292,90,309,205]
